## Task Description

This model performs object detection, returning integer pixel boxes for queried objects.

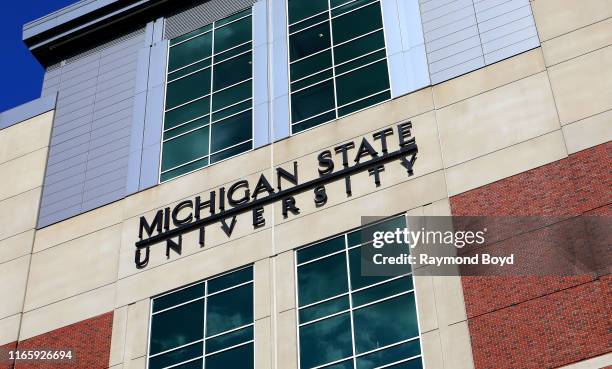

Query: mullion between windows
[327,0,339,121]
[202,281,208,369]
[207,23,216,177]
[343,234,357,369]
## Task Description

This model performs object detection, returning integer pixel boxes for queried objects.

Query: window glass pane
[332,2,382,44]
[212,99,251,123]
[216,9,252,28]
[164,116,210,141]
[385,358,423,369]
[213,52,252,91]
[168,32,212,72]
[321,360,354,369]
[356,339,421,369]
[338,90,389,117]
[150,300,204,354]
[153,283,205,313]
[297,253,348,306]
[336,60,388,107]
[290,23,331,61]
[331,0,354,8]
[210,110,252,153]
[171,24,212,46]
[166,69,211,109]
[347,217,406,247]
[334,30,385,65]
[289,13,329,34]
[169,358,204,369]
[206,325,253,354]
[215,43,251,63]
[211,140,252,163]
[299,313,353,369]
[288,0,328,24]
[299,295,349,324]
[208,266,253,294]
[291,50,332,81]
[297,236,345,264]
[206,343,253,369]
[291,69,333,91]
[161,126,209,171]
[348,246,389,290]
[165,97,210,129]
[335,49,386,75]
[332,0,375,16]
[212,80,252,111]
[353,294,419,353]
[206,284,253,336]
[149,342,203,369]
[161,157,209,182]
[169,58,211,81]
[291,80,335,123]
[352,276,413,307]
[292,110,336,133]
[214,17,251,54]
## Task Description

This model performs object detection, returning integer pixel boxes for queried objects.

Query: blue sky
[0,1,78,112]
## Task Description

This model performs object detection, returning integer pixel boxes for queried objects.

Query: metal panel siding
[37,28,145,228]
[164,0,256,39]
[474,0,539,65]
[419,0,485,84]
[139,143,161,190]
[419,0,539,84]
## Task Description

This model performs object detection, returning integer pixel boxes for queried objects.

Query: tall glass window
[295,217,423,369]
[287,0,391,134]
[161,9,253,182]
[147,266,254,369]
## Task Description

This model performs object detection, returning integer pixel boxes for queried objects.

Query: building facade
[0,0,610,368]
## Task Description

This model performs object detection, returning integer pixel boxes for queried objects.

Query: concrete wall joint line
[434,50,545,108]
[543,69,571,154]
[430,87,452,201]
[21,281,116,314]
[545,41,612,68]
[444,127,564,170]
[32,221,122,255]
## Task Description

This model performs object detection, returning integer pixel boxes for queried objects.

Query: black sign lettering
[282,197,300,218]
[172,200,193,226]
[195,192,215,219]
[368,165,385,187]
[220,216,238,237]
[373,127,393,154]
[277,162,299,190]
[252,174,275,199]
[139,210,163,240]
[134,124,419,268]
[314,185,327,207]
[166,235,182,258]
[227,180,250,206]
[318,150,334,176]
[355,137,378,163]
[252,206,265,228]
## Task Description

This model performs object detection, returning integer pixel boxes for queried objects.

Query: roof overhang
[22,0,195,65]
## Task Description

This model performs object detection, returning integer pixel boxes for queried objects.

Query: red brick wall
[450,142,611,369]
[0,342,17,369]
[0,312,113,369]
